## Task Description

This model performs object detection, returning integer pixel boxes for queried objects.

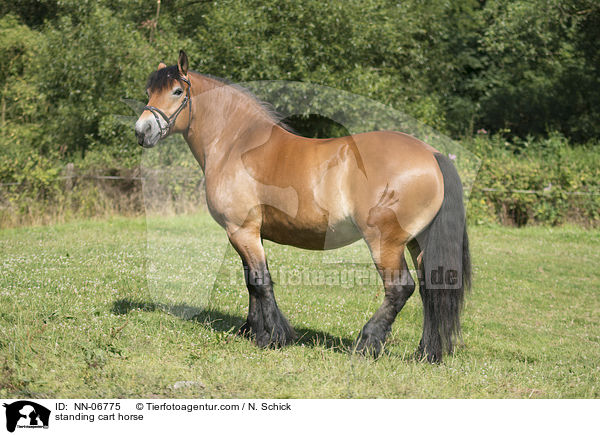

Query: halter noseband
[143,75,192,138]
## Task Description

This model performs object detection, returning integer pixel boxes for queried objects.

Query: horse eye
[174,88,183,96]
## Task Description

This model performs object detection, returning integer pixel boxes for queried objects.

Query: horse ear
[157,62,167,71]
[178,50,189,76]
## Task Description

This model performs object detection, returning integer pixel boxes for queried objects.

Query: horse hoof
[241,320,296,349]
[255,328,296,349]
[236,322,253,339]
[354,335,383,358]
[414,347,442,363]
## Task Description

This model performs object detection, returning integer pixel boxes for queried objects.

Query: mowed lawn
[0,214,598,398]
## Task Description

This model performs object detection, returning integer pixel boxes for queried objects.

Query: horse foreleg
[228,227,296,348]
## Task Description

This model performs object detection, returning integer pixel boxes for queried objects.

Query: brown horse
[135,51,471,362]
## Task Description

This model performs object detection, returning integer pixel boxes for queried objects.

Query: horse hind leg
[355,236,415,357]
[228,227,296,348]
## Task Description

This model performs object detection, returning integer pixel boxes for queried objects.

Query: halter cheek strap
[143,76,192,138]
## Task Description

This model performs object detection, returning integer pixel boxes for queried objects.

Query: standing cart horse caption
[135,51,471,363]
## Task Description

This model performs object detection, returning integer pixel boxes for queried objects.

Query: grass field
[1,213,599,398]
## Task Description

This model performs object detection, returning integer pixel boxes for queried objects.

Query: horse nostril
[135,122,151,142]
[135,128,145,145]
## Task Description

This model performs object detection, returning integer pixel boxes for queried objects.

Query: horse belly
[260,205,361,250]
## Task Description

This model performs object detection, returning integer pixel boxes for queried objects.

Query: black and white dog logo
[3,401,50,432]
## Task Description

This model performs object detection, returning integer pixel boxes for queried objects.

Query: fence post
[64,163,75,192]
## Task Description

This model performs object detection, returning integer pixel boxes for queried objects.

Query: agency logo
[3,401,50,433]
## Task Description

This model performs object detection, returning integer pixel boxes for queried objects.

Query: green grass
[1,214,599,398]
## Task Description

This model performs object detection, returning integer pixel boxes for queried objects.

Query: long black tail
[417,153,471,362]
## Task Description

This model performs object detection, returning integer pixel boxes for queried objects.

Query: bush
[1,1,599,227]
[465,133,600,226]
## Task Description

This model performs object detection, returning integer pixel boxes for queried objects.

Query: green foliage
[476,0,600,142]
[36,6,154,155]
[1,1,599,227]
[0,14,44,138]
[465,133,600,226]
[1,0,599,150]
[189,0,455,132]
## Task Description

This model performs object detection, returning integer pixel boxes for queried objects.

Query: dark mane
[146,65,182,91]
[145,66,296,133]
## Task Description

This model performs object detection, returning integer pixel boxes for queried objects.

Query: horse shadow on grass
[111,298,358,354]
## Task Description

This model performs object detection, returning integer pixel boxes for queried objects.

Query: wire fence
[475,187,600,196]
[1,173,598,196]
[0,175,144,186]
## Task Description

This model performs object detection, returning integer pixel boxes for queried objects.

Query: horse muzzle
[135,119,160,148]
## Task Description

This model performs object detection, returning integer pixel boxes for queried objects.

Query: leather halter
[143,75,192,138]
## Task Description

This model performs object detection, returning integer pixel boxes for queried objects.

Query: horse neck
[184,73,280,172]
